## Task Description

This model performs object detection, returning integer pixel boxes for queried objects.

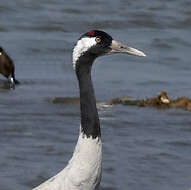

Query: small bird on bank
[109,91,170,107]
[146,91,170,105]
[0,47,19,88]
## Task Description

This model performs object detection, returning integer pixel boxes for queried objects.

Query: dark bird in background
[0,47,19,88]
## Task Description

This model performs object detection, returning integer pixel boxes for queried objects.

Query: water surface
[0,0,191,190]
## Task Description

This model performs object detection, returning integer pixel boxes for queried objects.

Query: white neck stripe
[72,37,97,70]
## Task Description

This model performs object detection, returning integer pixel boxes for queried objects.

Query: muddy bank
[48,91,191,112]
[109,91,191,111]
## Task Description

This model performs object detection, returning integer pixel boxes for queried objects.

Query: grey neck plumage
[75,54,101,139]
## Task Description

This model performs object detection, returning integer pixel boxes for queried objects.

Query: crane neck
[75,55,101,139]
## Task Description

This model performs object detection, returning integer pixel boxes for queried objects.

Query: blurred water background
[0,0,191,189]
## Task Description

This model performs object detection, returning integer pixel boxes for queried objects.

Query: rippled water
[0,0,191,190]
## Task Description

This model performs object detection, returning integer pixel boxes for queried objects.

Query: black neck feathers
[76,55,101,139]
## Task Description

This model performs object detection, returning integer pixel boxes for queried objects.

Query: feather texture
[33,129,102,190]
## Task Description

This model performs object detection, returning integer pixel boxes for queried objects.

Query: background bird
[0,47,19,88]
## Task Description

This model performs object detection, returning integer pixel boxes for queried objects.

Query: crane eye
[95,37,101,43]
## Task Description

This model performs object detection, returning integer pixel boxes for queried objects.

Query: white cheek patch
[0,52,2,55]
[10,77,14,84]
[72,37,97,70]
[161,97,170,104]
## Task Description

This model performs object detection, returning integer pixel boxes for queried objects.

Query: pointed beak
[108,40,146,57]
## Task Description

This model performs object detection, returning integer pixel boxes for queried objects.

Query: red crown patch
[88,30,95,36]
